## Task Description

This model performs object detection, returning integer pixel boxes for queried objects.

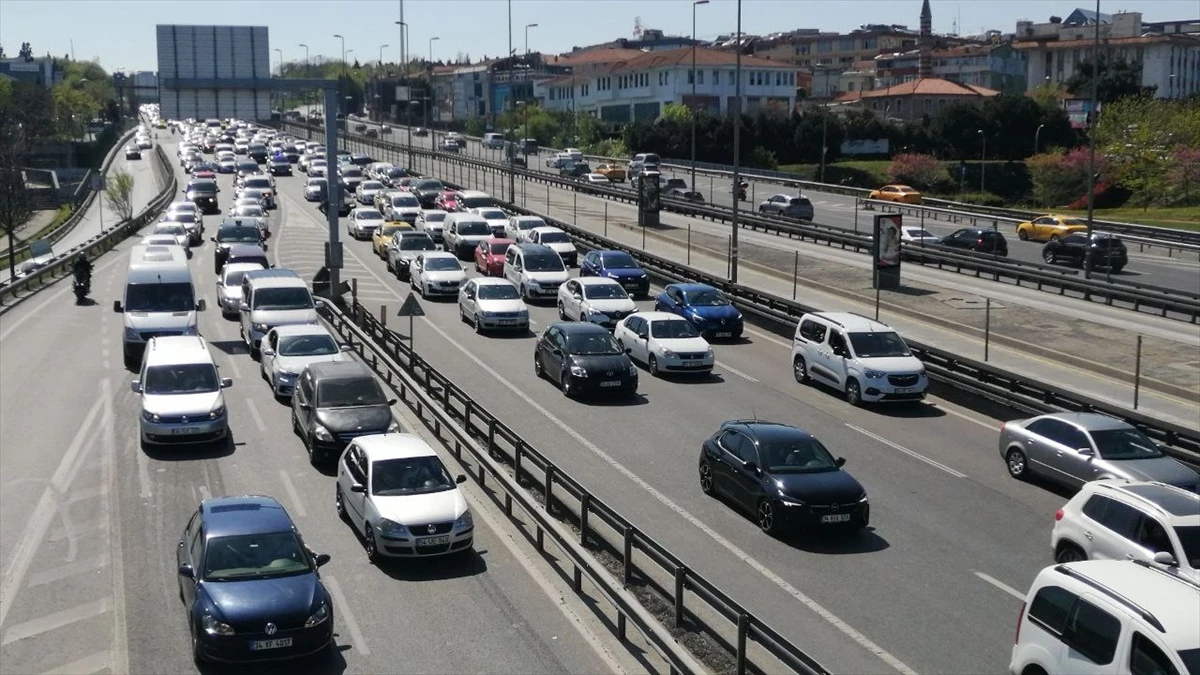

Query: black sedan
[937,228,1008,256]
[534,322,638,399]
[291,361,398,465]
[184,179,220,215]
[1042,232,1127,272]
[124,145,142,160]
[268,156,292,176]
[699,420,869,535]
[176,495,333,665]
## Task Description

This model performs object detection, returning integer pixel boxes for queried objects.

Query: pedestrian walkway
[0,209,60,252]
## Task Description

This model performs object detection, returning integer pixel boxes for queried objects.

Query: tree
[18,42,33,61]
[0,45,6,59]
[935,103,988,160]
[887,153,945,189]
[659,103,692,124]
[1026,148,1104,207]
[1091,97,1200,206]
[104,170,135,221]
[52,86,98,140]
[1170,147,1200,206]
[1066,55,1155,104]
[0,95,34,281]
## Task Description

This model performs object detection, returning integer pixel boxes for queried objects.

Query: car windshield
[222,267,260,287]
[219,227,260,243]
[233,206,264,217]
[685,289,729,306]
[307,180,323,188]
[155,225,185,236]
[601,252,638,269]
[584,284,628,300]
[278,334,338,357]
[416,179,442,190]
[245,178,270,188]
[377,225,406,237]
[1090,428,1163,460]
[478,284,519,300]
[361,181,384,191]
[459,196,493,209]
[341,168,363,178]
[759,436,839,473]
[392,196,419,207]
[566,331,622,355]
[252,287,312,310]
[424,257,462,271]
[167,213,197,224]
[317,377,386,407]
[388,168,409,179]
[457,221,491,236]
[126,282,195,312]
[202,532,311,581]
[143,363,219,395]
[187,182,216,194]
[488,242,511,254]
[371,456,454,496]
[400,237,436,251]
[650,319,700,339]
[525,252,565,272]
[538,231,570,244]
[516,219,544,230]
[357,210,384,221]
[848,331,911,358]
[478,209,506,220]
[422,213,446,223]
[905,228,934,238]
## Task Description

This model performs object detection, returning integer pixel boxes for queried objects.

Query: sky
[1,0,1195,72]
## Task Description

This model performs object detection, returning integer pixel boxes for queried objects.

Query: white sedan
[527,227,577,266]
[581,173,611,185]
[614,311,715,377]
[357,180,386,205]
[458,277,529,333]
[259,324,351,397]
[471,207,510,238]
[335,434,473,561]
[216,262,265,316]
[409,251,466,298]
[556,277,636,329]
[505,215,546,243]
[348,208,385,239]
[151,223,190,248]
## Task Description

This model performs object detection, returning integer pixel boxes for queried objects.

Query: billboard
[156,25,271,120]
[873,213,902,289]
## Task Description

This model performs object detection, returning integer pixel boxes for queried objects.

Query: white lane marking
[418,318,916,675]
[1,598,111,646]
[845,423,968,478]
[933,402,1000,431]
[0,255,124,342]
[28,554,109,588]
[135,424,153,500]
[41,650,110,675]
[198,484,211,502]
[743,326,792,349]
[244,397,268,433]
[223,350,243,380]
[974,571,1026,601]
[715,360,759,383]
[322,575,370,656]
[101,384,129,675]
[278,470,308,518]
[0,385,106,629]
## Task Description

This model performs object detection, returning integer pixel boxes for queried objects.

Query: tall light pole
[274,48,283,76]
[508,0,516,203]
[525,23,538,55]
[333,34,346,114]
[977,128,986,192]
[690,0,708,191]
[730,0,742,284]
[1034,123,1045,155]
[429,36,440,67]
[817,65,831,183]
[1084,0,1100,278]
[379,43,389,67]
[429,37,440,127]
[298,43,310,112]
[274,48,283,114]
[396,20,413,165]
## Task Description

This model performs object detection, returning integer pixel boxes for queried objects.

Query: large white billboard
[156,25,272,120]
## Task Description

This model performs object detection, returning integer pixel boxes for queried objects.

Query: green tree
[104,170,135,220]
[935,103,988,160]
[1066,55,1155,104]
[659,103,692,124]
[52,85,98,140]
[18,42,32,60]
[1091,97,1200,206]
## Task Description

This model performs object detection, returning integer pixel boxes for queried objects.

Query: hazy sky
[2,0,1195,72]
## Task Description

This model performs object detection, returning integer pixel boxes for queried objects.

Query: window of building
[713,70,719,85]
[687,70,694,85]
[697,70,704,84]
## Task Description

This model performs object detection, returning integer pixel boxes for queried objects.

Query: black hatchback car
[291,361,398,465]
[699,420,869,535]
[184,179,220,215]
[212,221,266,273]
[534,322,638,399]
[938,228,1008,256]
[1042,232,1127,272]
[176,495,333,665]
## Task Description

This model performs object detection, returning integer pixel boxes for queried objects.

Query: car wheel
[699,462,714,495]
[1055,543,1086,563]
[1018,229,1029,241]
[291,409,300,435]
[792,356,809,384]
[561,371,574,398]
[364,524,380,564]
[335,485,347,521]
[756,500,777,535]
[1006,448,1029,480]
[473,313,483,334]
[649,355,661,377]
[1043,249,1057,264]
[1050,234,1060,242]
[557,302,567,320]
[191,625,205,666]
[534,353,545,379]
[1111,263,1125,273]
[845,379,862,407]
[459,305,467,323]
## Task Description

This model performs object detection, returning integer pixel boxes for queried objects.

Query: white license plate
[820,514,851,524]
[250,638,293,651]
[894,387,913,394]
[682,362,707,368]
[713,331,732,338]
[417,535,451,547]
[497,319,517,325]
[599,380,621,388]
[623,283,640,289]
[170,427,201,435]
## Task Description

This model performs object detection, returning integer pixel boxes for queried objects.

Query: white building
[430,64,492,122]
[534,47,798,122]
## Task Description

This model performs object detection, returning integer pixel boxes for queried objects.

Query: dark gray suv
[291,361,398,466]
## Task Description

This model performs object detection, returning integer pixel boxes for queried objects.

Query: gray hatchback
[998,412,1198,491]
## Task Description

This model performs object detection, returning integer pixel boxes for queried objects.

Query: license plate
[895,387,913,394]
[713,331,732,338]
[682,362,707,368]
[417,535,451,547]
[171,427,201,435]
[820,514,851,524]
[250,638,292,651]
[599,380,621,388]
[498,319,517,325]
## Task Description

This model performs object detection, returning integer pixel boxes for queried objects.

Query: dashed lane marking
[715,361,759,383]
[322,575,370,657]
[1,598,111,646]
[974,571,1026,601]
[845,423,968,478]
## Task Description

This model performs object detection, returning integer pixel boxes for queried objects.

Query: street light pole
[396,20,412,165]
[333,34,345,114]
[690,0,708,191]
[274,48,283,113]
[818,66,830,183]
[299,43,310,112]
[429,37,440,127]
[977,129,986,192]
[730,0,742,283]
[1084,0,1100,278]
[525,23,538,55]
[1034,123,1045,155]
[379,44,389,67]
[508,0,516,203]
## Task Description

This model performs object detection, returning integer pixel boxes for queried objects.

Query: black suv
[698,420,869,535]
[291,362,398,465]
[212,221,267,273]
[184,179,220,215]
[534,322,638,399]
[938,228,1008,257]
[1043,232,1127,272]
[411,178,446,209]
[560,162,591,178]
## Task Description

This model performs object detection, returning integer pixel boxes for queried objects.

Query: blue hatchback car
[654,283,744,340]
[176,495,334,665]
[580,250,650,298]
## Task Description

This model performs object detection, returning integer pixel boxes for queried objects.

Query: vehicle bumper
[859,375,928,402]
[195,623,334,664]
[523,283,561,298]
[140,416,228,445]
[611,278,650,296]
[477,314,528,330]
[377,527,474,557]
[695,320,743,340]
[659,354,714,373]
[420,283,460,296]
[567,373,638,397]
[775,500,869,529]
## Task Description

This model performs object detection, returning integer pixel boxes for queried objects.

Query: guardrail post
[1133,335,1143,409]
[604,202,608,237]
[736,613,749,675]
[792,251,799,299]
[673,565,687,628]
[380,305,387,330]
[687,224,692,266]
[984,297,992,362]
[579,492,590,547]
[544,465,554,514]
[514,441,523,484]
[622,526,635,585]
[351,278,358,308]
[546,183,550,211]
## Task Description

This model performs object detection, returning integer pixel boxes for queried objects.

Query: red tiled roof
[607,47,795,73]
[859,77,998,98]
[552,48,647,67]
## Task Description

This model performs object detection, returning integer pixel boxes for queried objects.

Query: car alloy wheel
[335,485,347,520]
[557,302,567,320]
[1055,543,1085,563]
[561,371,574,398]
[792,356,809,384]
[845,380,862,406]
[649,355,661,377]
[1006,448,1028,480]
[1043,249,1057,264]
[534,353,545,378]
[756,500,777,535]
[364,524,380,563]
[474,313,483,334]
[699,462,714,495]
[1018,229,1029,241]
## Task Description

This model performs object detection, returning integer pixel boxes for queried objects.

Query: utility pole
[508,0,516,204]
[690,0,708,191]
[730,0,742,283]
[333,34,345,114]
[1084,0,1100,279]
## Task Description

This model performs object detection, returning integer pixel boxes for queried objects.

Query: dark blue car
[580,250,651,297]
[654,283,743,340]
[176,495,334,665]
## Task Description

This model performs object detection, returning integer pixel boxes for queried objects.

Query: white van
[238,269,318,356]
[482,133,504,149]
[503,243,569,301]
[115,245,205,368]
[790,311,927,406]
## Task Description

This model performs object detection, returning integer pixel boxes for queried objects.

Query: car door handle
[1084,531,1093,540]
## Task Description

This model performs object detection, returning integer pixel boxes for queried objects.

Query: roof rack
[1053,564,1165,633]
[721,419,787,428]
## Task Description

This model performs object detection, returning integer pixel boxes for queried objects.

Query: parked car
[938,228,1008,256]
[1016,214,1089,242]
[757,194,814,220]
[868,184,922,204]
[533,322,638,399]
[1042,232,1127,272]
[654,283,743,340]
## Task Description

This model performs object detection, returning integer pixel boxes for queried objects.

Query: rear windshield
[537,231,570,244]
[143,363,219,395]
[316,377,386,407]
[218,226,261,243]
[252,287,313,310]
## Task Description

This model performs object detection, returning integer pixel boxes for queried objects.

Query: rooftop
[357,433,435,462]
[202,496,296,538]
[858,77,1000,98]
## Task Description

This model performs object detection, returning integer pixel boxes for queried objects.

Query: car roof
[306,360,372,380]
[807,311,893,332]
[473,277,517,286]
[1091,481,1200,522]
[1036,411,1130,429]
[575,276,621,287]
[554,322,611,335]
[356,433,436,462]
[721,420,814,442]
[634,311,689,322]
[226,243,267,256]
[421,251,460,260]
[421,209,449,216]
[670,283,717,293]
[244,269,302,284]
[145,335,213,367]
[201,495,296,538]
[531,226,565,234]
[221,262,265,276]
[270,324,332,338]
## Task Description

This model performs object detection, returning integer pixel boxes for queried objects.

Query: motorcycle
[72,269,91,304]
[734,182,749,202]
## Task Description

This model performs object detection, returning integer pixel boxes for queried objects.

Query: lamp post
[730,0,742,283]
[1083,0,1101,278]
[690,0,708,191]
[525,23,538,55]
[977,129,986,192]
[1034,123,1045,155]
[396,20,412,165]
[816,65,831,183]
[507,0,516,203]
[428,37,440,127]
[333,34,346,114]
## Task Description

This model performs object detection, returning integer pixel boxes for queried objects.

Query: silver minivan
[115,245,205,368]
[238,269,318,356]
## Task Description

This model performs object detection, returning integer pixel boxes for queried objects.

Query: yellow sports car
[595,163,627,182]
[1015,214,1089,242]
[372,222,412,258]
[868,184,923,204]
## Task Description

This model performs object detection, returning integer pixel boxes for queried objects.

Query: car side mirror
[220,377,233,388]
[572,293,582,300]
[130,379,142,393]
[340,344,354,352]
[238,301,249,311]
[349,483,365,493]
[313,552,332,567]
[1152,551,1178,567]
[261,347,275,357]
[387,398,397,406]
[1077,447,1095,456]
[177,563,194,579]
[836,457,847,467]
[195,298,206,311]
[455,475,467,484]
[113,301,124,313]
[625,347,632,355]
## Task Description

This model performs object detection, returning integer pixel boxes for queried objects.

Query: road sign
[397,293,424,317]
[90,174,106,191]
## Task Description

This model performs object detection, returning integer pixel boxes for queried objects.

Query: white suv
[132,336,232,445]
[1011,560,1199,675]
[789,312,927,406]
[1051,480,1199,582]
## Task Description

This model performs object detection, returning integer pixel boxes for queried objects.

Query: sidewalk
[0,209,59,252]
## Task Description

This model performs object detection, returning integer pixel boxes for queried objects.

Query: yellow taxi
[595,163,627,182]
[1015,214,1090,242]
[868,184,923,204]
[372,222,412,258]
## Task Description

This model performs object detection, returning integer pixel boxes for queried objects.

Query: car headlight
[142,410,161,422]
[378,518,409,537]
[628,364,638,377]
[587,307,606,318]
[526,280,541,289]
[705,348,715,358]
[251,322,270,333]
[859,493,869,503]
[202,613,235,636]
[863,369,887,380]
[454,511,473,529]
[569,364,588,377]
[312,424,333,441]
[278,370,297,380]
[480,310,495,318]
[208,405,226,420]
[387,419,401,433]
[688,311,706,323]
[660,348,676,358]
[304,601,330,628]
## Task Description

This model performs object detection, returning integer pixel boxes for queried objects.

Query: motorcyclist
[72,255,93,282]
[734,180,749,200]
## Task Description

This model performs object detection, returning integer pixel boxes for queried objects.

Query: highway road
[251,124,1107,673]
[334,117,1199,295]
[0,136,641,675]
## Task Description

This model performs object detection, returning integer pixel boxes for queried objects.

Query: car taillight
[999,422,1006,433]
[1014,602,1025,644]
[1054,508,1064,521]
[977,238,985,246]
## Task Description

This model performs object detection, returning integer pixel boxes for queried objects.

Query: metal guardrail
[0,144,178,309]
[318,294,829,675]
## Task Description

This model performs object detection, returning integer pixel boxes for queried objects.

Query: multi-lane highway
[0,132,643,675]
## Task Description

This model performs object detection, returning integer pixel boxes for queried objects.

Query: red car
[435,190,460,212]
[474,237,513,276]
[193,169,216,180]
[395,177,416,191]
